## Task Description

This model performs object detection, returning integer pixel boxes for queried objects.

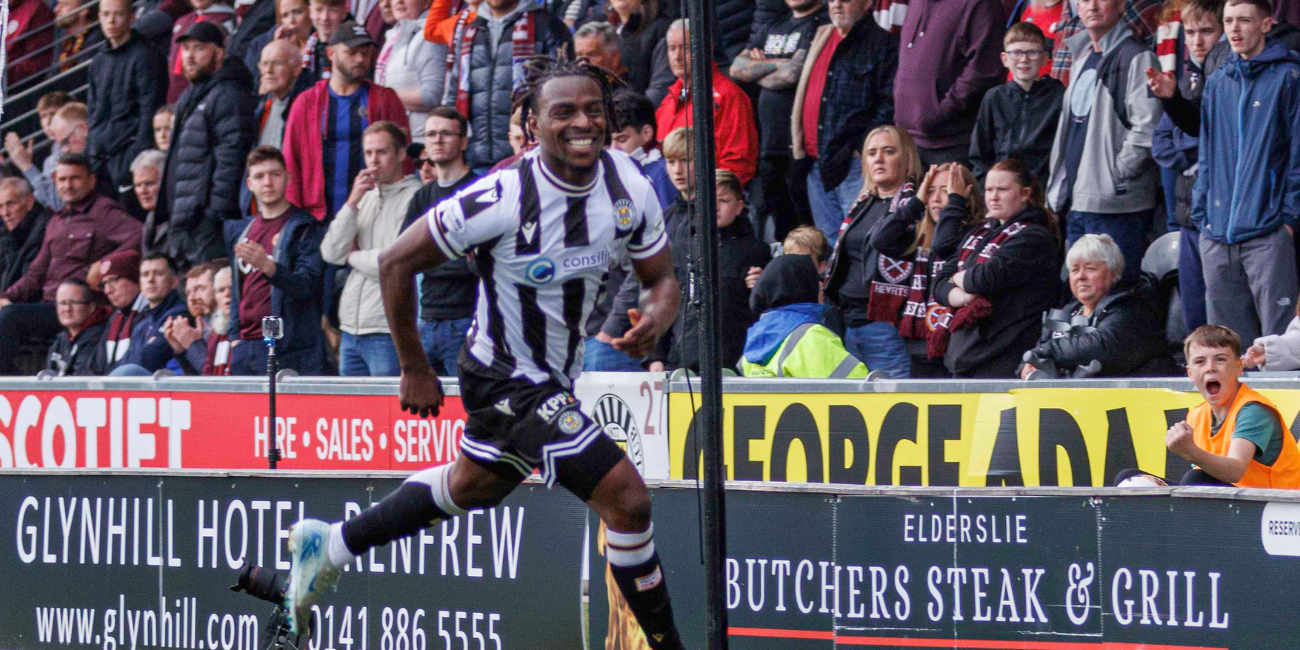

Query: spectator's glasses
[56,299,91,308]
[1004,49,1045,60]
[419,158,435,169]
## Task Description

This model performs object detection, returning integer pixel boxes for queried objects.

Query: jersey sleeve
[627,182,668,260]
[425,175,516,259]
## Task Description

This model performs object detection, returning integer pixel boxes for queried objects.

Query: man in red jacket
[0,153,141,375]
[655,18,759,185]
[283,21,410,220]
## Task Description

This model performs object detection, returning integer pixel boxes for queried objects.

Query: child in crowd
[741,253,866,378]
[969,22,1065,185]
[649,162,771,372]
[153,105,175,153]
[1117,326,1300,488]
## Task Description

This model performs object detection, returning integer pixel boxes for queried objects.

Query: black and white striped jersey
[425,149,668,386]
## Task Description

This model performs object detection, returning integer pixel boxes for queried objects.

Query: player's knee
[606,482,652,532]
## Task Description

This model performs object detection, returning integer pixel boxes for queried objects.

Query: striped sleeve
[627,182,668,260]
[426,174,515,259]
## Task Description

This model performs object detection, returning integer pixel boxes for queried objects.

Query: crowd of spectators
[0,0,1298,381]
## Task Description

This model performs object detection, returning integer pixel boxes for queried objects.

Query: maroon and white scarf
[449,9,536,119]
[897,249,947,341]
[924,219,1029,358]
[822,183,912,290]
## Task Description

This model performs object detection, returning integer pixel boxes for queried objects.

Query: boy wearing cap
[283,19,409,220]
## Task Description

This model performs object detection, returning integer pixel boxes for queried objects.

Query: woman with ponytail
[870,162,986,377]
[931,159,1061,378]
[823,125,922,378]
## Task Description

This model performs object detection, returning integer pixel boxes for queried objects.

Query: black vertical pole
[267,342,280,470]
[682,2,728,648]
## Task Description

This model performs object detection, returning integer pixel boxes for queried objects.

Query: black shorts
[456,352,625,500]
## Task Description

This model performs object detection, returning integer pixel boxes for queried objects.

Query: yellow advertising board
[667,388,1300,486]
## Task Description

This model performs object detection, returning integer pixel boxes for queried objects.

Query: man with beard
[283,21,409,220]
[152,22,257,268]
[166,262,228,374]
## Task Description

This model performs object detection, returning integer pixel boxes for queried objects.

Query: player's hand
[744,266,762,289]
[1144,67,1176,100]
[1165,421,1196,459]
[399,366,445,418]
[611,308,659,358]
[347,170,376,209]
[1242,344,1267,369]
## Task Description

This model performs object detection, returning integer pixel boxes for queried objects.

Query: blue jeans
[1066,210,1152,281]
[339,332,401,377]
[583,336,645,372]
[420,317,473,376]
[1178,226,1207,331]
[807,157,864,246]
[843,322,910,379]
[109,363,151,376]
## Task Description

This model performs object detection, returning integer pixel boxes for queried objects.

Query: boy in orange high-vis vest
[1118,325,1300,488]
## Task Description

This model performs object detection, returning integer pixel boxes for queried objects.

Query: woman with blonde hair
[823,125,923,378]
[870,161,986,376]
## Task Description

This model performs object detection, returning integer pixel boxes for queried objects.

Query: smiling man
[284,53,686,650]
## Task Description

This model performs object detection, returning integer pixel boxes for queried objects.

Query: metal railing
[2,0,102,148]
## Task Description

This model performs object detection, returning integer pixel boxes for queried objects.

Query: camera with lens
[231,564,311,650]
[262,316,284,341]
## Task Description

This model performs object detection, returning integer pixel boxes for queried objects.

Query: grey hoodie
[1047,25,1163,215]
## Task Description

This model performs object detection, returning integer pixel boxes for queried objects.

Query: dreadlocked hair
[513,48,625,146]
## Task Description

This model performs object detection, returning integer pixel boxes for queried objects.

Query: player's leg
[284,455,522,633]
[559,443,684,650]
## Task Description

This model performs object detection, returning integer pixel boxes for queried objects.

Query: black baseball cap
[406,142,425,159]
[176,21,226,48]
[328,21,375,48]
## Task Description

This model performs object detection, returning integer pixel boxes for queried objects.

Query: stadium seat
[1141,231,1187,361]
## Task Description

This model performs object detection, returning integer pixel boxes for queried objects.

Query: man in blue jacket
[225,146,326,376]
[1193,0,1300,343]
[108,254,191,375]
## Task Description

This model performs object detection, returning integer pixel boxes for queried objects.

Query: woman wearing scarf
[823,125,921,379]
[870,161,986,377]
[931,158,1060,378]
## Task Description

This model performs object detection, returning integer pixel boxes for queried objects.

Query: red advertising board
[0,389,468,470]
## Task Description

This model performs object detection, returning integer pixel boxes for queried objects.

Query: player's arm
[380,222,451,417]
[612,247,679,358]
[1166,421,1255,484]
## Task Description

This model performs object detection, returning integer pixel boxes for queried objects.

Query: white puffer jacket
[1256,316,1300,372]
[320,174,423,335]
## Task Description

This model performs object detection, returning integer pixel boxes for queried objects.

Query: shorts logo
[525,258,556,285]
[614,199,635,227]
[536,392,576,423]
[635,566,662,592]
[558,411,584,435]
[592,393,644,473]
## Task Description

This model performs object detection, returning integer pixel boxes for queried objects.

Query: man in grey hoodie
[1046,0,1162,277]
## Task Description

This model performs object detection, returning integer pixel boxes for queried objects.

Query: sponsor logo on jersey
[536,392,576,423]
[525,257,556,284]
[562,249,611,270]
[558,411,584,435]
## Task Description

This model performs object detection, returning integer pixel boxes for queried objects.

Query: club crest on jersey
[525,257,556,285]
[558,411,584,435]
[614,199,634,227]
[536,392,577,423]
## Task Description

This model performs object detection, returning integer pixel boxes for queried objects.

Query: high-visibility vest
[1188,383,1300,489]
[741,323,868,379]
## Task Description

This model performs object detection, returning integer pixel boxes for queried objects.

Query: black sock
[606,526,683,650]
[342,466,464,555]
